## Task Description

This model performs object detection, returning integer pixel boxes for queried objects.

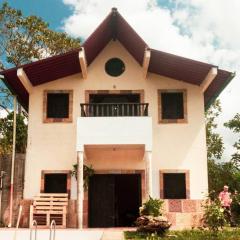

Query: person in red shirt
[218,185,233,225]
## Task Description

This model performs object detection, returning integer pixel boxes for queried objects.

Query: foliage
[224,113,240,169]
[205,99,224,160]
[125,231,162,240]
[208,160,240,196]
[140,197,164,217]
[205,100,240,194]
[230,192,240,224]
[71,164,94,190]
[0,2,81,110]
[0,112,27,153]
[0,2,81,67]
[202,197,226,231]
[0,81,12,112]
[124,229,240,240]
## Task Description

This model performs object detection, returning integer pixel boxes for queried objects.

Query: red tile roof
[0,8,234,110]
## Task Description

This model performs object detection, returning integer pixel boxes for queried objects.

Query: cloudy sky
[2,0,240,159]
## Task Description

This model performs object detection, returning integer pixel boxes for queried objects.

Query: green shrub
[125,229,240,240]
[203,198,226,231]
[71,164,94,190]
[140,197,164,217]
[231,192,240,224]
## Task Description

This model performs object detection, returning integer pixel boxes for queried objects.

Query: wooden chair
[30,193,68,228]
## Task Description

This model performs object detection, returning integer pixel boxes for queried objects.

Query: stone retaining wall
[19,199,204,229]
[163,199,204,229]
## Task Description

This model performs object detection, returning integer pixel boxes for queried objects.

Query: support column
[145,151,153,199]
[8,95,17,227]
[77,151,84,229]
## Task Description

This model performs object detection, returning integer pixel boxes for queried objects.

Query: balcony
[76,103,152,152]
[80,103,149,117]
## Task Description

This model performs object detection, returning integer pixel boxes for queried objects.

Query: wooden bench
[30,193,68,228]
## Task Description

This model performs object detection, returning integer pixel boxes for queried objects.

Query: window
[163,173,186,199]
[160,170,190,199]
[105,58,125,77]
[44,174,67,193]
[158,90,187,123]
[41,170,71,196]
[43,90,73,123]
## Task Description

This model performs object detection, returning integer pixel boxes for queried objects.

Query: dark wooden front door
[89,175,115,227]
[89,174,141,228]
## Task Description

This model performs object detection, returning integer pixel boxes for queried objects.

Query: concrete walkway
[101,230,124,240]
[0,228,134,240]
[0,228,103,240]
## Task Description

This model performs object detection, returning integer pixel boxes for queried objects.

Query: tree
[0,112,27,153]
[205,100,240,194]
[206,103,240,195]
[0,81,12,113]
[208,159,240,195]
[225,113,240,169]
[0,2,80,68]
[0,2,81,110]
[205,99,224,160]
[0,2,81,153]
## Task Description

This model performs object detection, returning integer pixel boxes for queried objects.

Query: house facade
[1,9,234,229]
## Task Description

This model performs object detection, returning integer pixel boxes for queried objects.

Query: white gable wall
[24,40,208,200]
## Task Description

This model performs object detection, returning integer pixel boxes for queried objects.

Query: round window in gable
[105,58,125,77]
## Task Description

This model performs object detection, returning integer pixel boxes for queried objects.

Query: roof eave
[205,71,236,110]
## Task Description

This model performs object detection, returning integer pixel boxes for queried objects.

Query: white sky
[61,0,240,160]
[0,108,8,118]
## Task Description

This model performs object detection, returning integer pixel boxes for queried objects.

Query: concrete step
[101,230,124,240]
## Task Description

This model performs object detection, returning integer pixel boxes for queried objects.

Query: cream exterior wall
[24,40,208,200]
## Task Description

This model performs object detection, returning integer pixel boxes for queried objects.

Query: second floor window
[43,90,73,123]
[47,93,69,118]
[158,89,187,123]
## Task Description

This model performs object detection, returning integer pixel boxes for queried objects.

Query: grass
[124,228,240,240]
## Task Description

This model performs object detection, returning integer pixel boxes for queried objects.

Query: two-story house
[0,8,235,229]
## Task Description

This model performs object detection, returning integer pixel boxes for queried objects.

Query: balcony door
[89,93,140,104]
[89,93,141,116]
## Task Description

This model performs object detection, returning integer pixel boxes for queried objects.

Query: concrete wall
[24,40,208,200]
[0,154,25,226]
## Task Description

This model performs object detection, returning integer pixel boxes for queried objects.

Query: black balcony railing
[80,103,149,117]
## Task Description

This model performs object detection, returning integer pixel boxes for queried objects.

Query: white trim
[77,151,84,229]
[200,67,218,93]
[79,47,87,79]
[17,68,33,93]
[142,48,151,79]
[145,151,153,198]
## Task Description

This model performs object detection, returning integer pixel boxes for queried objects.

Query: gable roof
[0,8,235,110]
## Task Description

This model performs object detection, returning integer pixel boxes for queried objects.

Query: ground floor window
[160,170,190,199]
[163,173,186,199]
[41,170,71,196]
